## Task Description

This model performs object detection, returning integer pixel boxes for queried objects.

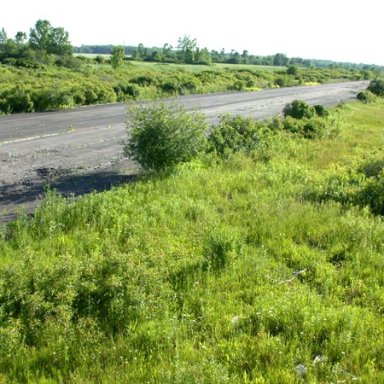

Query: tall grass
[1,100,384,382]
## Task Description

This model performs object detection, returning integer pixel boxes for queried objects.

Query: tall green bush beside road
[367,78,384,96]
[124,103,207,171]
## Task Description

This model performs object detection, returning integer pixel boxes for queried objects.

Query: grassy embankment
[0,59,371,114]
[1,100,384,383]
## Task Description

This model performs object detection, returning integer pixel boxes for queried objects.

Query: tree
[110,46,125,68]
[0,28,7,44]
[162,43,175,61]
[241,50,249,64]
[194,47,212,65]
[0,28,7,58]
[29,20,50,51]
[0,29,18,60]
[0,28,30,61]
[227,50,241,64]
[177,35,197,64]
[220,48,226,62]
[149,51,161,62]
[29,20,72,56]
[49,27,72,55]
[15,32,27,45]
[137,43,147,59]
[273,53,289,66]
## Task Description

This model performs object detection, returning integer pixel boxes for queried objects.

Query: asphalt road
[0,80,368,221]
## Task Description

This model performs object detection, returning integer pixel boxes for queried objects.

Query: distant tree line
[0,20,73,67]
[1,21,382,72]
[74,37,383,71]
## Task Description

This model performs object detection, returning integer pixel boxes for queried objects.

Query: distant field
[129,61,286,73]
[74,53,111,58]
[215,62,286,72]
[74,54,288,72]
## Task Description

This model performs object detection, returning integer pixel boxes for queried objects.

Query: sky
[1,0,383,65]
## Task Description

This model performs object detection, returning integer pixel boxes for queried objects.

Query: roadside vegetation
[0,20,380,114]
[0,58,374,115]
[357,78,384,103]
[1,93,384,382]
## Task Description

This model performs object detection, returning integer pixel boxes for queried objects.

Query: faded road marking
[0,133,61,146]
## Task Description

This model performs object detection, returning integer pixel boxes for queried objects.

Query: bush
[207,114,261,157]
[94,55,105,64]
[314,104,329,117]
[274,77,286,87]
[0,86,34,113]
[282,115,337,139]
[124,103,208,171]
[358,156,384,178]
[180,79,199,93]
[15,58,41,69]
[287,65,299,76]
[55,55,82,70]
[131,75,155,87]
[357,90,377,103]
[114,83,140,100]
[367,78,384,97]
[228,80,245,91]
[160,79,180,94]
[358,173,384,215]
[302,117,330,139]
[283,99,315,119]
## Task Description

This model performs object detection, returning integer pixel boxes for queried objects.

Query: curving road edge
[0,80,369,222]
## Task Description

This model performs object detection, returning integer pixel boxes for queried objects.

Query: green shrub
[94,55,105,64]
[314,104,329,117]
[367,78,384,97]
[302,117,329,139]
[124,103,208,171]
[160,79,180,94]
[357,156,384,178]
[228,80,245,91]
[180,78,199,92]
[357,90,377,103]
[207,114,261,157]
[0,86,34,113]
[131,75,155,87]
[283,99,315,119]
[55,55,82,70]
[114,83,140,101]
[304,156,384,216]
[2,58,17,66]
[203,227,241,272]
[358,173,384,215]
[274,77,286,87]
[283,115,337,139]
[15,58,41,69]
[287,65,299,76]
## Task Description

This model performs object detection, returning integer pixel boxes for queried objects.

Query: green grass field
[125,61,286,73]
[75,54,286,73]
[1,100,384,383]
